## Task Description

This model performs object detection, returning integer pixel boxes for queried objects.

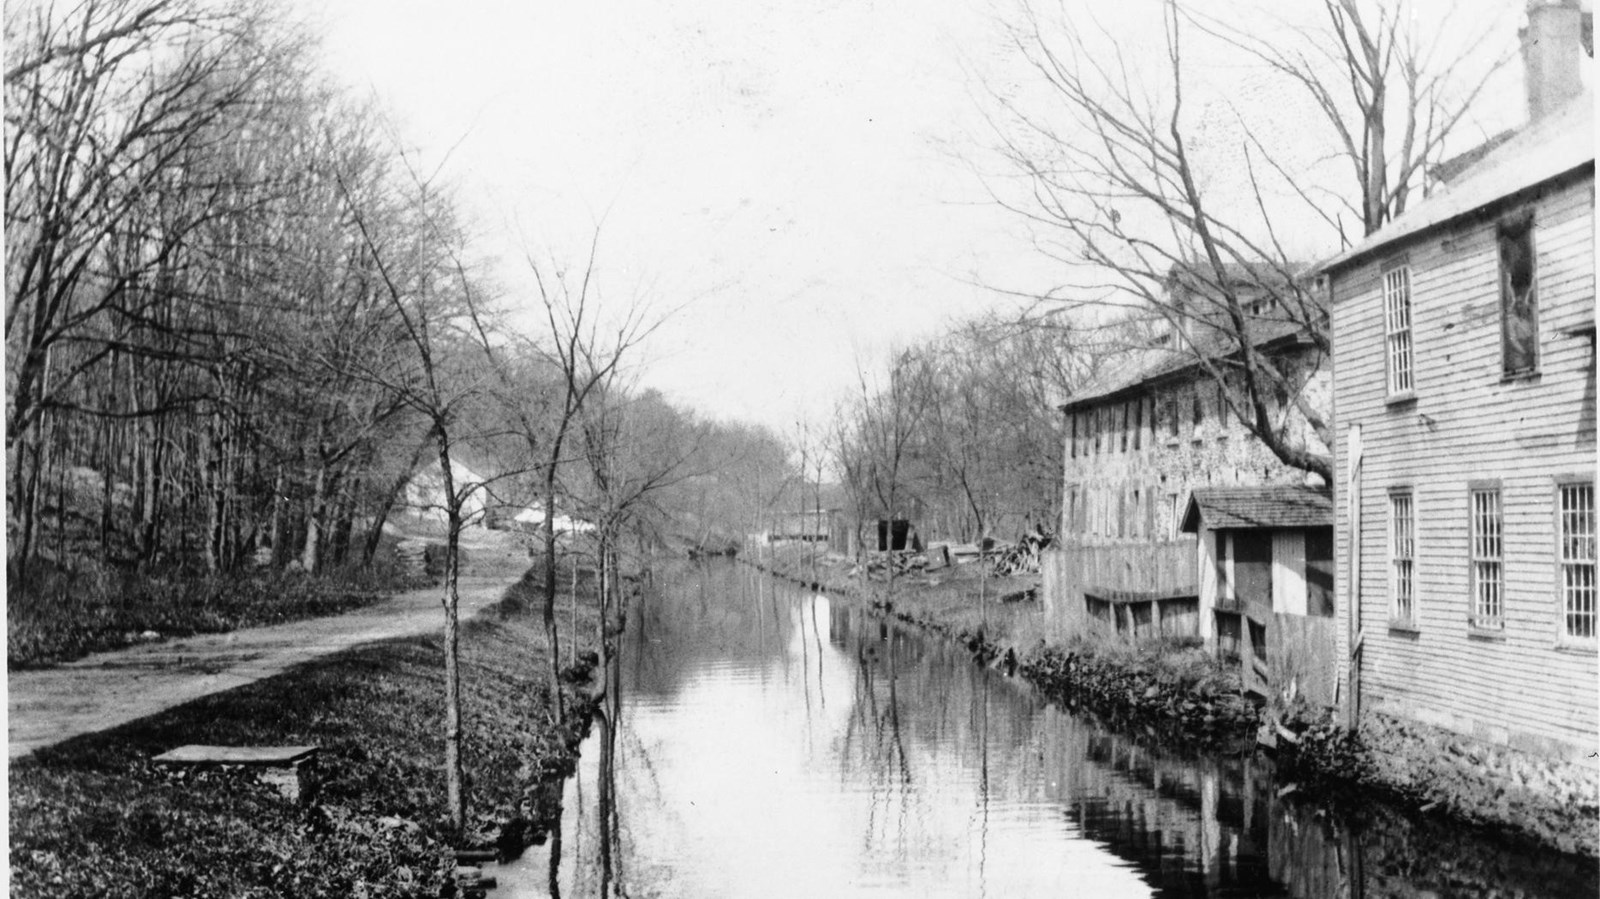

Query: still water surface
[504,562,1596,898]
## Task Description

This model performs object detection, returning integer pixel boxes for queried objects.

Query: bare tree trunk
[301,455,326,573]
[436,431,467,835]
[268,465,287,567]
[570,559,579,667]
[596,530,612,682]
[205,403,227,573]
[15,435,43,564]
[329,476,356,568]
[98,416,115,558]
[138,414,164,564]
[542,466,566,723]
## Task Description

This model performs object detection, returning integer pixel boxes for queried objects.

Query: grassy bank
[7,558,412,670]
[5,526,541,669]
[753,544,1257,744]
[9,565,603,898]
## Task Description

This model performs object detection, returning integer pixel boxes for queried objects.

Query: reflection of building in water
[1036,713,1591,899]
[1038,720,1290,896]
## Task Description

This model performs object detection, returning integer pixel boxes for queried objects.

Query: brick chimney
[1521,0,1589,121]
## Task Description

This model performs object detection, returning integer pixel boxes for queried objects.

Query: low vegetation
[9,564,601,899]
[756,543,1258,748]
[7,558,413,670]
[1020,640,1257,747]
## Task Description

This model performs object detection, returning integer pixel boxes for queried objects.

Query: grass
[7,557,415,669]
[8,562,604,899]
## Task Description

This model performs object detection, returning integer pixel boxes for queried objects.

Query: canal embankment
[747,546,1258,747]
[748,544,1600,859]
[8,564,604,898]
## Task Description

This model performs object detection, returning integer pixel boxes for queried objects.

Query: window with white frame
[1389,491,1416,625]
[1559,482,1596,641]
[1469,487,1504,630]
[1383,265,1414,395]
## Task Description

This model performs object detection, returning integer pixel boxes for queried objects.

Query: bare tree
[333,147,489,835]
[1190,0,1514,238]
[848,349,934,603]
[986,0,1514,482]
[519,238,657,725]
[4,0,282,561]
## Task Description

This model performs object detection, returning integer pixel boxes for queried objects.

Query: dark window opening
[1499,212,1538,376]
[1233,531,1274,610]
[1306,527,1335,617]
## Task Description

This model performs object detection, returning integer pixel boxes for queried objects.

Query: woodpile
[987,528,1054,576]
[842,527,1054,580]
[850,551,927,579]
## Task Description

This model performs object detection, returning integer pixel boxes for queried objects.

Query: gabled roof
[1179,485,1332,533]
[1060,318,1311,412]
[1316,95,1595,277]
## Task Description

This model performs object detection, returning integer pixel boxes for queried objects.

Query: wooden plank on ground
[153,745,318,766]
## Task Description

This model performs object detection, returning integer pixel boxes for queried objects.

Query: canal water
[503,561,1596,898]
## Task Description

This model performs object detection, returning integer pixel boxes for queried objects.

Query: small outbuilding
[1181,485,1335,705]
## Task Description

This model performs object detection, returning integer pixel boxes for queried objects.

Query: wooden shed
[1181,486,1336,705]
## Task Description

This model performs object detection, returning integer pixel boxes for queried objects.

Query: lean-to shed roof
[1179,485,1332,533]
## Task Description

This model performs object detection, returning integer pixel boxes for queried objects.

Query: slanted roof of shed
[1179,485,1332,533]
[1314,95,1594,277]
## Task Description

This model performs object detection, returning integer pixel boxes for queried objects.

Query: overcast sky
[294,0,1529,438]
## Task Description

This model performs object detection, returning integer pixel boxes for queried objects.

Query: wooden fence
[1042,540,1198,643]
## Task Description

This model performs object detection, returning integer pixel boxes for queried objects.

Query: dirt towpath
[9,542,528,760]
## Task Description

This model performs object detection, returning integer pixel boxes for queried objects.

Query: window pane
[1470,489,1503,628]
[1384,267,1413,394]
[1561,484,1597,640]
[1391,493,1415,623]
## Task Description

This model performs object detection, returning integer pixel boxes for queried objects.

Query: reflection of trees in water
[621,561,805,697]
[549,566,1596,899]
[841,626,918,871]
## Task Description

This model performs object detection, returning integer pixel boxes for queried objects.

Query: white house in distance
[401,459,489,526]
[514,505,596,535]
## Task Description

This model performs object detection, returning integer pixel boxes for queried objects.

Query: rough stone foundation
[1357,711,1600,857]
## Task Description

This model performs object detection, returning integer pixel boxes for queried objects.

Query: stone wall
[1356,710,1600,857]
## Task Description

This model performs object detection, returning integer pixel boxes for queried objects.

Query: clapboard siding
[1330,172,1597,761]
